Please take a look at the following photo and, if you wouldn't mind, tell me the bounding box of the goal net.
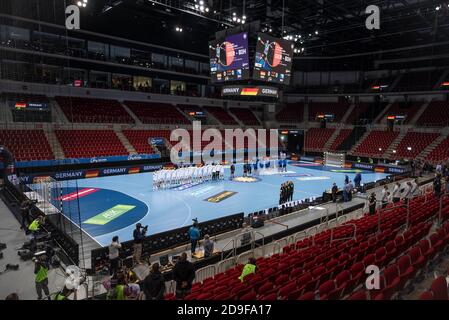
[323,151,345,168]
[26,176,62,215]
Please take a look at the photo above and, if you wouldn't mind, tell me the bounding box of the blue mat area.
[56,161,388,246]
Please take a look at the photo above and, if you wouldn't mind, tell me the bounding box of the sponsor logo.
[127,154,143,161]
[84,204,136,225]
[90,157,108,164]
[204,191,237,203]
[55,171,84,180]
[103,168,127,175]
[353,163,374,170]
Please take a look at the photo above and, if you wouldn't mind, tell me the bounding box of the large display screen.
[209,32,249,82]
[254,34,294,84]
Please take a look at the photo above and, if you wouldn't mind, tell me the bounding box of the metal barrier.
[330,223,357,243]
[438,193,449,225]
[164,280,176,295]
[294,230,307,247]
[236,250,254,265]
[217,257,236,274]
[220,238,236,261]
[251,231,265,257]
[194,265,216,284]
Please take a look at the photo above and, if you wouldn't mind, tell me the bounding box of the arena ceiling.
[2,0,449,57]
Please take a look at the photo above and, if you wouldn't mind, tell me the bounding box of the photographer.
[34,255,50,300]
[132,223,147,265]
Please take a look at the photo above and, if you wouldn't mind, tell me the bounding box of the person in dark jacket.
[368,193,376,216]
[173,252,195,299]
[143,263,165,300]
[434,174,442,198]
[331,183,338,203]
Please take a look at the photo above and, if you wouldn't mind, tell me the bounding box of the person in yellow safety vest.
[34,255,50,300]
[29,216,45,233]
[54,286,74,300]
[238,257,257,282]
[107,273,127,300]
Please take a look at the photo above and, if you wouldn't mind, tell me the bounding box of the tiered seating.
[416,101,449,126]
[329,129,352,151]
[229,108,260,126]
[125,101,189,124]
[309,101,350,122]
[419,276,449,300]
[352,130,399,157]
[392,132,439,159]
[55,130,128,158]
[0,130,54,161]
[276,103,304,123]
[56,96,133,123]
[204,107,238,125]
[382,101,423,124]
[344,103,370,124]
[304,128,335,151]
[122,130,171,154]
[426,136,449,163]
[173,193,449,301]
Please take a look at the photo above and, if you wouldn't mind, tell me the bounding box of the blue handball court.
[49,161,388,247]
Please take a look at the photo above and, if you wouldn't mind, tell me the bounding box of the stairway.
[389,73,403,92]
[340,126,367,153]
[416,133,449,161]
[203,108,221,126]
[114,129,138,155]
[376,101,394,124]
[383,130,408,159]
[408,101,430,125]
[51,99,69,123]
[348,128,371,155]
[340,104,355,124]
[120,102,142,125]
[175,105,194,124]
[324,127,342,150]
[228,109,245,127]
[44,129,65,159]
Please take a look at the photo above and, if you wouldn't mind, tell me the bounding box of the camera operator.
[33,255,50,300]
[132,223,147,265]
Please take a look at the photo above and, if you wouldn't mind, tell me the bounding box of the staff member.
[188,220,200,255]
[203,234,214,258]
[331,183,338,203]
[109,236,122,276]
[34,255,50,300]
[132,223,147,265]
[173,253,195,299]
[392,182,401,203]
[368,193,376,216]
[239,257,257,282]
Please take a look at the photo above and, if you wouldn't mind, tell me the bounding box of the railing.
[438,193,449,225]
[330,223,357,243]
[194,265,216,284]
[216,257,236,274]
[220,238,236,261]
